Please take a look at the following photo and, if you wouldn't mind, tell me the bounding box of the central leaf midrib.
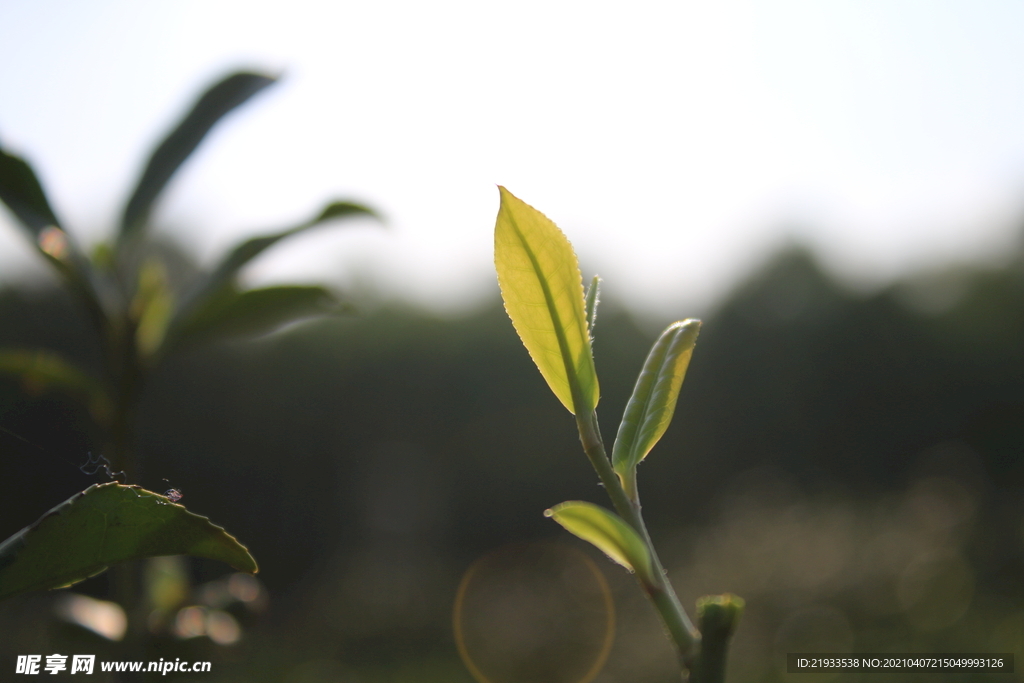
[506,211,585,414]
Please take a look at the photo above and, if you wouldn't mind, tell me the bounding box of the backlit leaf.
[545,501,652,583]
[494,187,598,415]
[612,320,700,487]
[0,483,257,601]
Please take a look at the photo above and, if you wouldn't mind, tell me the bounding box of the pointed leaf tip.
[494,187,599,415]
[315,200,379,224]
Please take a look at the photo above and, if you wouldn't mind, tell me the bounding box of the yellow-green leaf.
[494,187,598,415]
[544,501,653,583]
[612,320,700,488]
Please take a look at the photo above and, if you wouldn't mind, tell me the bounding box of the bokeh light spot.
[206,609,241,645]
[37,226,69,261]
[55,593,127,641]
[453,542,614,683]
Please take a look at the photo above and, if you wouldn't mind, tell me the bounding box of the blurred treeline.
[1,230,1023,682]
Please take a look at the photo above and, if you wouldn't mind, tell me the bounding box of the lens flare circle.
[453,542,615,683]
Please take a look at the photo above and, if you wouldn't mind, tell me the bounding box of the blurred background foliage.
[1,216,1022,681]
[2,220,1024,683]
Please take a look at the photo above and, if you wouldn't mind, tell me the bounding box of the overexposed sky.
[2,1,1024,317]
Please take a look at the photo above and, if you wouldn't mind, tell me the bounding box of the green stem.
[104,316,142,482]
[575,410,701,674]
[98,281,147,645]
[692,630,729,683]
[693,595,744,683]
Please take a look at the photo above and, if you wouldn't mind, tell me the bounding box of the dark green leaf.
[165,285,343,352]
[0,144,109,333]
[208,202,376,290]
[170,200,376,331]
[314,200,377,224]
[0,146,81,280]
[119,71,277,241]
[0,143,62,233]
[0,483,257,601]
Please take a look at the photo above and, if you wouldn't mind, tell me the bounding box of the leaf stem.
[575,410,701,673]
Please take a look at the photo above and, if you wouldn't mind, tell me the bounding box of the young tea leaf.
[0,483,257,601]
[545,501,653,584]
[612,320,700,485]
[494,187,598,415]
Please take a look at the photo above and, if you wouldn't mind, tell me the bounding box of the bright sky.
[2,1,1024,318]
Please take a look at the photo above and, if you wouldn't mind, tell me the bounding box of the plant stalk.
[575,409,701,674]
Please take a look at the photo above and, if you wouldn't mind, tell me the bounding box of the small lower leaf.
[544,501,653,584]
[0,483,257,601]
